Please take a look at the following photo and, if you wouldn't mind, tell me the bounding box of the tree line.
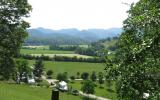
[18,54,105,63]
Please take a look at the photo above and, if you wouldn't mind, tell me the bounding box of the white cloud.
[27,0,139,29]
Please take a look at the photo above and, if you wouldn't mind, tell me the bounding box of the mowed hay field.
[28,60,105,78]
[20,49,75,54]
[0,82,82,100]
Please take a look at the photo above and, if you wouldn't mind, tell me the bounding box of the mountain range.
[25,27,122,45]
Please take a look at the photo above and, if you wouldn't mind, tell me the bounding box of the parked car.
[72,89,79,95]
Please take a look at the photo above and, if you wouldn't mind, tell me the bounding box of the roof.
[59,81,67,86]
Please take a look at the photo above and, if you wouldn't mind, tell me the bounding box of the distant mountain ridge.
[25,27,122,45]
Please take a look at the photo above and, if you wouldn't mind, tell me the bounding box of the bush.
[81,80,95,94]
[70,76,75,83]
[81,72,89,80]
[46,70,53,79]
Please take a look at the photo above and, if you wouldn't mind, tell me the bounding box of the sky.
[26,0,139,30]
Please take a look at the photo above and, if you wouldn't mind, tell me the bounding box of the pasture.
[28,60,105,78]
[0,82,82,100]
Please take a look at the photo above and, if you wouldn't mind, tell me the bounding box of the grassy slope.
[28,60,105,78]
[0,82,81,100]
[69,81,117,100]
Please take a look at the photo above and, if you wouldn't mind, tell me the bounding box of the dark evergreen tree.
[33,59,44,78]
[81,72,89,80]
[98,72,104,88]
[90,71,97,82]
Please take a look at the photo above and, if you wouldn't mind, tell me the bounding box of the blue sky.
[26,0,139,30]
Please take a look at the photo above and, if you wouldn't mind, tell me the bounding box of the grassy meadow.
[0,82,81,100]
[28,60,105,78]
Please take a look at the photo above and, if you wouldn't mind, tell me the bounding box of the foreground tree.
[106,0,160,99]
[0,0,32,80]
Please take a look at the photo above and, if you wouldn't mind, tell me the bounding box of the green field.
[28,60,105,78]
[0,82,81,100]
[20,49,75,54]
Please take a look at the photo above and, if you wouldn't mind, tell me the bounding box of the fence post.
[51,89,59,100]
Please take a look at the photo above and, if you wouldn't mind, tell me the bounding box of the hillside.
[25,28,122,45]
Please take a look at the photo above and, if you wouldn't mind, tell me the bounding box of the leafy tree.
[33,59,44,78]
[98,72,104,88]
[90,71,97,82]
[0,0,32,80]
[46,70,53,79]
[105,0,160,99]
[81,80,95,94]
[81,72,89,80]
[56,72,68,82]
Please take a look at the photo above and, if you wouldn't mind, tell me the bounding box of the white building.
[59,81,68,91]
